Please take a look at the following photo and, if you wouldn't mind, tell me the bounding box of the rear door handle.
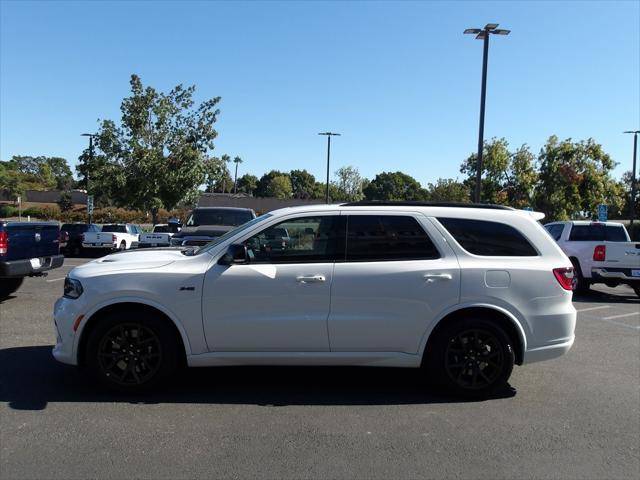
[296,275,326,283]
[423,273,453,283]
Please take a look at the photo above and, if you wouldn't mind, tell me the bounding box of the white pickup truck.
[138,224,179,248]
[82,224,141,251]
[544,221,640,296]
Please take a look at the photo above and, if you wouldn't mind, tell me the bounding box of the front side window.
[243,216,344,263]
[346,215,439,262]
[437,217,538,256]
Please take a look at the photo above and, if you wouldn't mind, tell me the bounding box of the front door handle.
[423,273,453,283]
[296,275,326,284]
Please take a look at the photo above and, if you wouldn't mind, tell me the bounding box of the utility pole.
[318,132,341,204]
[464,23,510,203]
[624,130,640,225]
[81,133,96,223]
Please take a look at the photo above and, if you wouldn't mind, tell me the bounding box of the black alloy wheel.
[97,323,163,387]
[426,317,514,398]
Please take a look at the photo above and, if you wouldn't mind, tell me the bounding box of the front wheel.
[0,277,24,300]
[425,317,515,398]
[85,313,180,392]
[633,286,640,299]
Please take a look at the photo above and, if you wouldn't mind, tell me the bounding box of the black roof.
[340,201,513,210]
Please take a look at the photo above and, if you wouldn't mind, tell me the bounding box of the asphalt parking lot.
[1,257,638,480]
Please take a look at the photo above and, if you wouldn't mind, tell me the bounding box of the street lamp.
[318,132,341,204]
[624,130,640,225]
[81,133,96,223]
[464,23,510,203]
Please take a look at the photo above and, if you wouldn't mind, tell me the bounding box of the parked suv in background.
[544,221,640,296]
[170,207,256,247]
[54,202,575,397]
[60,223,101,257]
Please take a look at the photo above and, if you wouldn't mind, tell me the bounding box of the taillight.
[593,245,606,261]
[553,267,575,291]
[112,234,117,242]
[0,231,8,255]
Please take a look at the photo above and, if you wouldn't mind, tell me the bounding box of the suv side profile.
[53,203,576,397]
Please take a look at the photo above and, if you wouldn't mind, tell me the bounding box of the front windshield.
[195,214,272,255]
[186,209,254,227]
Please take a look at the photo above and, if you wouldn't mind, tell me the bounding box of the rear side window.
[545,224,564,241]
[346,215,439,261]
[102,225,126,233]
[568,225,628,242]
[437,218,538,256]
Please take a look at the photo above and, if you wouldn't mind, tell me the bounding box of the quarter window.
[345,215,439,261]
[437,218,538,256]
[243,216,344,263]
[545,224,564,241]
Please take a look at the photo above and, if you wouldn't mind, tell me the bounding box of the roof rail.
[340,201,514,210]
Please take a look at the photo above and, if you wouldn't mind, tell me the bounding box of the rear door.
[328,213,460,354]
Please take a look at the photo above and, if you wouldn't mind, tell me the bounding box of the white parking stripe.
[45,277,66,283]
[599,319,640,331]
[576,305,611,313]
[602,312,640,321]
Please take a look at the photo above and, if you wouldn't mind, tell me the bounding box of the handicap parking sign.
[598,204,607,222]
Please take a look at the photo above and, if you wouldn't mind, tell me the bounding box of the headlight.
[63,277,83,299]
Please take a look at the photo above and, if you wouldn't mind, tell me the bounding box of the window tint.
[153,225,170,233]
[346,215,439,262]
[568,224,629,242]
[438,218,538,256]
[545,224,564,241]
[102,224,126,233]
[187,209,254,227]
[243,216,344,263]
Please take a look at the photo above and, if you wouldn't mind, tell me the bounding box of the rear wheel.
[0,277,24,300]
[85,312,180,392]
[426,317,514,398]
[633,286,640,298]
[119,240,126,250]
[571,259,590,294]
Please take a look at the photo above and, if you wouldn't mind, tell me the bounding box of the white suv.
[53,202,576,397]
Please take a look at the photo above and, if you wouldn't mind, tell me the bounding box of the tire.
[571,259,590,294]
[119,241,126,251]
[0,277,24,300]
[84,311,181,393]
[633,286,640,299]
[425,316,515,398]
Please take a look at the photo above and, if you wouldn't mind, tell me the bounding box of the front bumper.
[52,296,86,366]
[0,254,64,277]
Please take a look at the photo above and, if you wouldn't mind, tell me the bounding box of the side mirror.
[218,244,249,265]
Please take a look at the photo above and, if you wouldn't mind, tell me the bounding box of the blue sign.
[598,204,608,222]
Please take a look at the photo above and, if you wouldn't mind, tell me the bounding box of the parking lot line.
[602,312,640,321]
[575,305,610,313]
[45,277,66,283]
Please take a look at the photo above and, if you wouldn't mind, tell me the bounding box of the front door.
[202,213,344,352]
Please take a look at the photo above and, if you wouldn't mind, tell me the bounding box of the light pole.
[318,132,341,204]
[624,130,640,225]
[81,133,96,223]
[464,23,510,203]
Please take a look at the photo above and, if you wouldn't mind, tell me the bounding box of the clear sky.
[1,0,639,186]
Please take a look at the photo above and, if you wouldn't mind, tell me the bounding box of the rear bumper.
[523,335,575,364]
[138,243,171,248]
[592,268,640,286]
[0,254,64,277]
[82,243,116,249]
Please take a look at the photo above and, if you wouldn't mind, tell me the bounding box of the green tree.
[535,136,623,220]
[620,170,639,220]
[363,171,425,200]
[255,170,291,197]
[92,74,221,223]
[45,157,74,190]
[332,166,366,202]
[232,156,243,193]
[268,175,292,199]
[57,191,73,212]
[204,156,232,193]
[290,169,318,199]
[460,138,511,204]
[0,162,22,200]
[425,178,470,202]
[236,173,258,195]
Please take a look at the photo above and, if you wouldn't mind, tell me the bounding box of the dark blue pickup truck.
[0,221,64,299]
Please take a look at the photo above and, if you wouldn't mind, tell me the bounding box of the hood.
[71,248,188,277]
[173,225,234,238]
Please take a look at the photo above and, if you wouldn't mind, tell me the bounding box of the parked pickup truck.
[0,221,64,299]
[170,207,256,247]
[138,222,181,248]
[82,224,141,251]
[545,220,640,296]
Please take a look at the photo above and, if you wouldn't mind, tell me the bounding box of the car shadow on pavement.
[0,346,516,410]
[572,289,639,304]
